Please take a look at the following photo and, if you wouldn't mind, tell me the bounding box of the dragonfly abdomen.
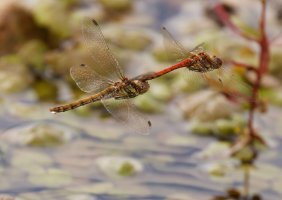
[50,87,114,113]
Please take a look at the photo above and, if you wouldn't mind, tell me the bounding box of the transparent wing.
[82,19,124,82]
[161,27,205,61]
[161,27,187,61]
[70,64,111,93]
[101,98,151,135]
[189,43,205,55]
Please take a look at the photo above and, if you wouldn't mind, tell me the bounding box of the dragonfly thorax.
[131,80,150,94]
[114,79,149,99]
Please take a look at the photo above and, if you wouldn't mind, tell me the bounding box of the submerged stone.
[26,124,65,147]
[1,122,75,147]
[178,90,240,122]
[18,40,48,71]
[118,161,136,176]
[96,156,143,178]
[33,80,58,102]
[190,114,246,138]
[190,121,214,136]
[33,0,71,38]
[134,94,164,113]
[0,57,34,93]
[152,47,179,63]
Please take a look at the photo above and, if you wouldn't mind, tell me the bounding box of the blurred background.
[0,0,282,199]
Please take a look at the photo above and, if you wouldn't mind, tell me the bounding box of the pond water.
[0,0,282,199]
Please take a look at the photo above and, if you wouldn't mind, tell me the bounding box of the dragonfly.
[134,27,223,83]
[49,19,223,134]
[137,27,252,104]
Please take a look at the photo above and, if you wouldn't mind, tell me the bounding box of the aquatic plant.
[212,0,277,198]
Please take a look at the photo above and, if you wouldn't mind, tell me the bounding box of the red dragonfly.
[49,19,223,134]
[137,27,250,104]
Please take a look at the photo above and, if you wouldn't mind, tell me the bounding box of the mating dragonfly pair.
[50,19,223,135]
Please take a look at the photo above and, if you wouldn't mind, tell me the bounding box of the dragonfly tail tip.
[49,108,57,114]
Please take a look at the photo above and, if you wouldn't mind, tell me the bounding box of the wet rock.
[215,119,240,137]
[171,72,205,93]
[178,90,240,122]
[118,162,136,176]
[25,124,65,147]
[152,47,179,63]
[18,40,48,71]
[134,94,164,113]
[196,141,230,159]
[33,80,58,102]
[96,156,143,177]
[0,2,49,55]
[148,80,172,101]
[205,163,227,177]
[190,114,246,138]
[98,0,132,12]
[0,56,34,93]
[1,122,75,147]
[190,121,214,136]
[33,0,71,38]
[233,145,257,165]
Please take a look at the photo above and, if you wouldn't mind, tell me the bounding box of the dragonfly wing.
[101,98,151,135]
[161,27,188,61]
[162,27,207,59]
[70,64,110,93]
[82,19,124,82]
[188,43,205,55]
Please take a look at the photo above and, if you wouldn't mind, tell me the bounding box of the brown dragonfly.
[50,19,223,134]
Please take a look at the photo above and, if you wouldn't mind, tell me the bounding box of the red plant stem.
[214,0,269,142]
[213,4,258,42]
[248,0,269,139]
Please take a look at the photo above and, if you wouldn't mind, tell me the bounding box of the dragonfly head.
[212,55,223,69]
